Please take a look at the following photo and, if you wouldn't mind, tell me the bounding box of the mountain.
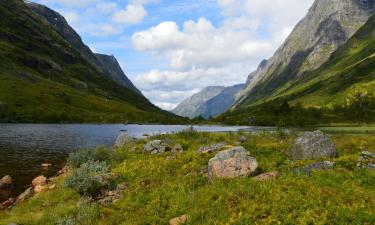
[172,86,226,118]
[197,84,245,119]
[28,2,142,94]
[0,0,184,123]
[234,0,375,108]
[218,14,375,125]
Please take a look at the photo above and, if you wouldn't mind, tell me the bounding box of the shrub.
[67,147,114,168]
[65,161,109,196]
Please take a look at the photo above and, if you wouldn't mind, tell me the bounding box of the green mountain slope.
[234,0,374,108]
[218,15,375,125]
[0,0,184,123]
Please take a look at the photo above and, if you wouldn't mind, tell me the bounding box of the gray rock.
[239,136,247,143]
[172,144,184,153]
[291,131,336,160]
[208,147,258,181]
[196,143,226,154]
[16,187,34,203]
[114,133,136,148]
[0,175,12,189]
[293,161,335,175]
[144,140,171,154]
[357,151,375,169]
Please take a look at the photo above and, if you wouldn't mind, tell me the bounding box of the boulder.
[0,175,12,189]
[32,175,47,187]
[114,133,136,148]
[291,131,336,160]
[16,187,34,203]
[253,171,279,181]
[293,161,335,175]
[357,151,375,169]
[144,140,171,154]
[208,147,258,181]
[169,214,188,225]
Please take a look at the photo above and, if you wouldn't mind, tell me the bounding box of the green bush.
[67,147,114,168]
[65,161,109,196]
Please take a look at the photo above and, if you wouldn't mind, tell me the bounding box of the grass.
[0,131,374,224]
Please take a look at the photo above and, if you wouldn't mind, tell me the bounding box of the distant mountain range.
[172,84,244,119]
[0,0,184,123]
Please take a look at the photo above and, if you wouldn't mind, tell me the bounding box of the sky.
[32,0,315,110]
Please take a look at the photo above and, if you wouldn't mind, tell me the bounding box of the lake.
[0,124,271,201]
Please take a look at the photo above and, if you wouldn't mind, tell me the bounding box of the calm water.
[0,123,269,201]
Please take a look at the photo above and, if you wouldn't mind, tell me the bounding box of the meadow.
[0,129,374,225]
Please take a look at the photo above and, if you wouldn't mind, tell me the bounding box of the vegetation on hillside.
[222,15,375,126]
[0,130,374,224]
[0,0,185,124]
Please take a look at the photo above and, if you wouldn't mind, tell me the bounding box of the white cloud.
[132,18,274,71]
[132,0,315,109]
[91,24,121,37]
[112,4,147,24]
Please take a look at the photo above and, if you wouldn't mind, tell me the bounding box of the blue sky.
[32,0,314,110]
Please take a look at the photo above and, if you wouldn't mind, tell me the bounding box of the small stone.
[0,175,13,189]
[196,143,226,154]
[144,140,171,154]
[2,198,15,206]
[239,136,247,143]
[208,147,258,181]
[16,187,34,203]
[172,144,184,153]
[114,133,136,148]
[108,191,115,197]
[169,214,188,225]
[293,161,335,175]
[34,185,48,193]
[253,171,279,181]
[49,184,56,190]
[32,175,47,187]
[41,163,52,169]
[357,151,375,169]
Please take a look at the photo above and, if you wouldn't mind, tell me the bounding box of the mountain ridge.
[28,2,142,95]
[234,0,375,108]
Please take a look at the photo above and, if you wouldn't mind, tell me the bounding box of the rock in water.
[291,131,336,160]
[0,175,12,189]
[32,176,47,187]
[114,133,135,148]
[208,147,258,181]
[144,140,171,154]
[16,187,34,203]
[357,151,375,169]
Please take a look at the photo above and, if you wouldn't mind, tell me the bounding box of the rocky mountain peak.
[234,0,375,107]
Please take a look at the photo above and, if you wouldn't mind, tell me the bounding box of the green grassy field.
[1,130,374,225]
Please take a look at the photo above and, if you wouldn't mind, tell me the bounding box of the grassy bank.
[0,131,374,224]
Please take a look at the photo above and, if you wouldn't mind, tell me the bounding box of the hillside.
[28,2,142,94]
[234,0,374,108]
[218,15,375,126]
[0,0,184,124]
